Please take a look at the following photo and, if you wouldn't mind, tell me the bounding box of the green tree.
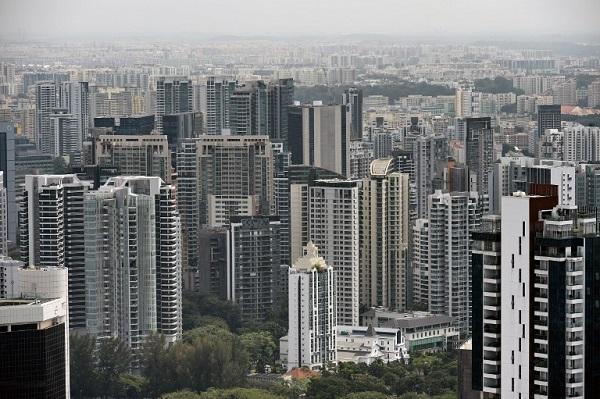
[342,392,392,399]
[198,387,285,399]
[183,292,242,332]
[240,331,277,372]
[70,333,99,398]
[161,390,202,399]
[52,156,69,173]
[118,373,147,398]
[306,375,351,399]
[96,337,132,397]
[140,333,173,396]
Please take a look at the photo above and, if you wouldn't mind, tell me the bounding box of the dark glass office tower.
[343,87,363,141]
[268,78,294,145]
[0,122,15,243]
[537,104,561,138]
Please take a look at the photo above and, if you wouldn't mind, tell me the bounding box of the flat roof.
[362,308,454,329]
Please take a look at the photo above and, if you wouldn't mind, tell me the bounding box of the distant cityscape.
[0,31,599,399]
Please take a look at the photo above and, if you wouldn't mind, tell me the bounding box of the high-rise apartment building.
[185,226,228,296]
[84,176,182,348]
[155,77,193,133]
[227,216,282,323]
[489,157,576,213]
[272,142,292,265]
[471,215,502,397]
[589,80,600,108]
[287,242,336,371]
[472,188,600,399]
[229,81,269,135]
[0,255,22,298]
[288,165,344,264]
[413,191,488,338]
[288,102,350,177]
[36,82,58,154]
[94,134,172,183]
[205,77,237,135]
[19,175,91,329]
[563,125,600,162]
[465,117,494,195]
[342,87,363,140]
[60,81,90,144]
[553,79,577,105]
[177,135,273,274]
[49,109,79,157]
[0,171,6,255]
[413,133,447,218]
[349,141,373,180]
[308,179,361,326]
[576,163,600,210]
[361,159,409,311]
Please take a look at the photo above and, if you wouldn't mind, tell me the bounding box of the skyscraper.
[287,242,336,371]
[499,189,557,398]
[342,87,363,141]
[563,125,600,162]
[36,81,58,154]
[205,77,237,135]
[361,159,409,311]
[308,179,361,326]
[412,190,488,337]
[177,135,273,274]
[49,109,79,157]
[413,133,447,219]
[94,134,172,183]
[186,226,228,296]
[465,117,494,195]
[288,165,345,264]
[272,142,292,265]
[472,189,600,398]
[227,216,282,323]
[0,123,15,244]
[537,104,561,139]
[268,78,294,144]
[155,77,193,134]
[60,81,90,144]
[288,102,350,177]
[20,174,91,329]
[471,215,501,397]
[0,172,6,256]
[589,80,600,108]
[229,81,269,135]
[84,176,182,348]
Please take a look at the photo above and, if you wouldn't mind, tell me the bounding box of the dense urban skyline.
[1,1,600,398]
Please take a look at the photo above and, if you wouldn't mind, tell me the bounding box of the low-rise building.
[336,325,409,365]
[361,309,459,352]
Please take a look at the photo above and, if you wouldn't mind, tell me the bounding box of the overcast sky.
[1,0,599,40]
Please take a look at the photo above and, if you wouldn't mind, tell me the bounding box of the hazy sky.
[1,0,599,40]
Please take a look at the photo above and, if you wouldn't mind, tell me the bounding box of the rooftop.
[362,308,454,329]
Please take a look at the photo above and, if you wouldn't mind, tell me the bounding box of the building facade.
[287,242,336,371]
